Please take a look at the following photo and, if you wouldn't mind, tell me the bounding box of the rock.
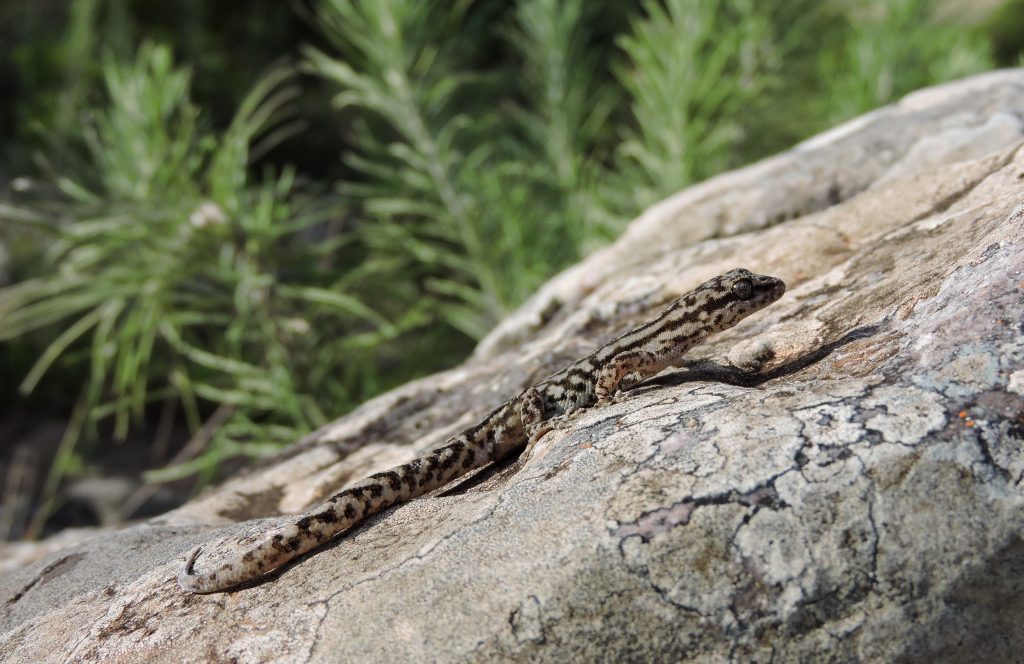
[3,71,1024,663]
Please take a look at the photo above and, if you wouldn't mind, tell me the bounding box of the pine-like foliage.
[0,0,997,535]
[820,0,993,122]
[0,44,399,533]
[304,0,621,338]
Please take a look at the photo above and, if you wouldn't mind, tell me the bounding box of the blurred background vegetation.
[0,0,1021,541]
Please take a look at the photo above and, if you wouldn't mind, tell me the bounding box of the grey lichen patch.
[794,402,865,447]
[603,467,700,526]
[854,441,924,492]
[618,501,749,618]
[588,421,668,467]
[656,426,728,478]
[609,388,724,439]
[980,422,1024,487]
[707,413,803,491]
[760,376,881,412]
[613,481,787,546]
[923,344,1001,398]
[857,440,1024,625]
[862,386,947,445]
[737,456,876,618]
[734,508,811,610]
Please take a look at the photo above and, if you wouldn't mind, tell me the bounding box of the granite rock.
[2,71,1024,663]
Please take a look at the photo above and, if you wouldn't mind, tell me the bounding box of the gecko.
[178,267,786,593]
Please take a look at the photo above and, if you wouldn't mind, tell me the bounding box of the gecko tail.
[177,543,268,594]
[177,546,217,593]
[177,525,328,593]
[175,432,492,593]
[178,545,255,594]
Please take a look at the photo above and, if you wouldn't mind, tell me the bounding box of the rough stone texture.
[3,71,1024,663]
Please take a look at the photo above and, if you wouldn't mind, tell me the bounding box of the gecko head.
[701,268,786,327]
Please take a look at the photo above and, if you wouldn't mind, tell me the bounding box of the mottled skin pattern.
[178,268,785,593]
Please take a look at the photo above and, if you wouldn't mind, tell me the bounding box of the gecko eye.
[731,279,753,300]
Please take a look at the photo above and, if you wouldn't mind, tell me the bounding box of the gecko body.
[178,268,785,593]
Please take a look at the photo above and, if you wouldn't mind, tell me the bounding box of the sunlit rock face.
[3,70,1024,663]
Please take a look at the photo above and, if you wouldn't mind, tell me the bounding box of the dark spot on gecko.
[312,509,340,524]
[368,483,384,498]
[344,503,356,518]
[610,314,702,355]
[331,487,361,502]
[564,366,597,382]
[465,408,504,436]
[373,470,402,491]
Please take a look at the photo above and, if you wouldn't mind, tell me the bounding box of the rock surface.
[3,71,1024,663]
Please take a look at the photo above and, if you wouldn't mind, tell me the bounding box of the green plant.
[506,0,621,250]
[820,0,992,123]
[610,0,771,213]
[0,0,1004,539]
[0,43,403,533]
[304,0,629,339]
[302,0,827,314]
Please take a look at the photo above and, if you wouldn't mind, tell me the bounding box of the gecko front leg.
[595,349,659,402]
[518,387,557,460]
[519,388,546,440]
